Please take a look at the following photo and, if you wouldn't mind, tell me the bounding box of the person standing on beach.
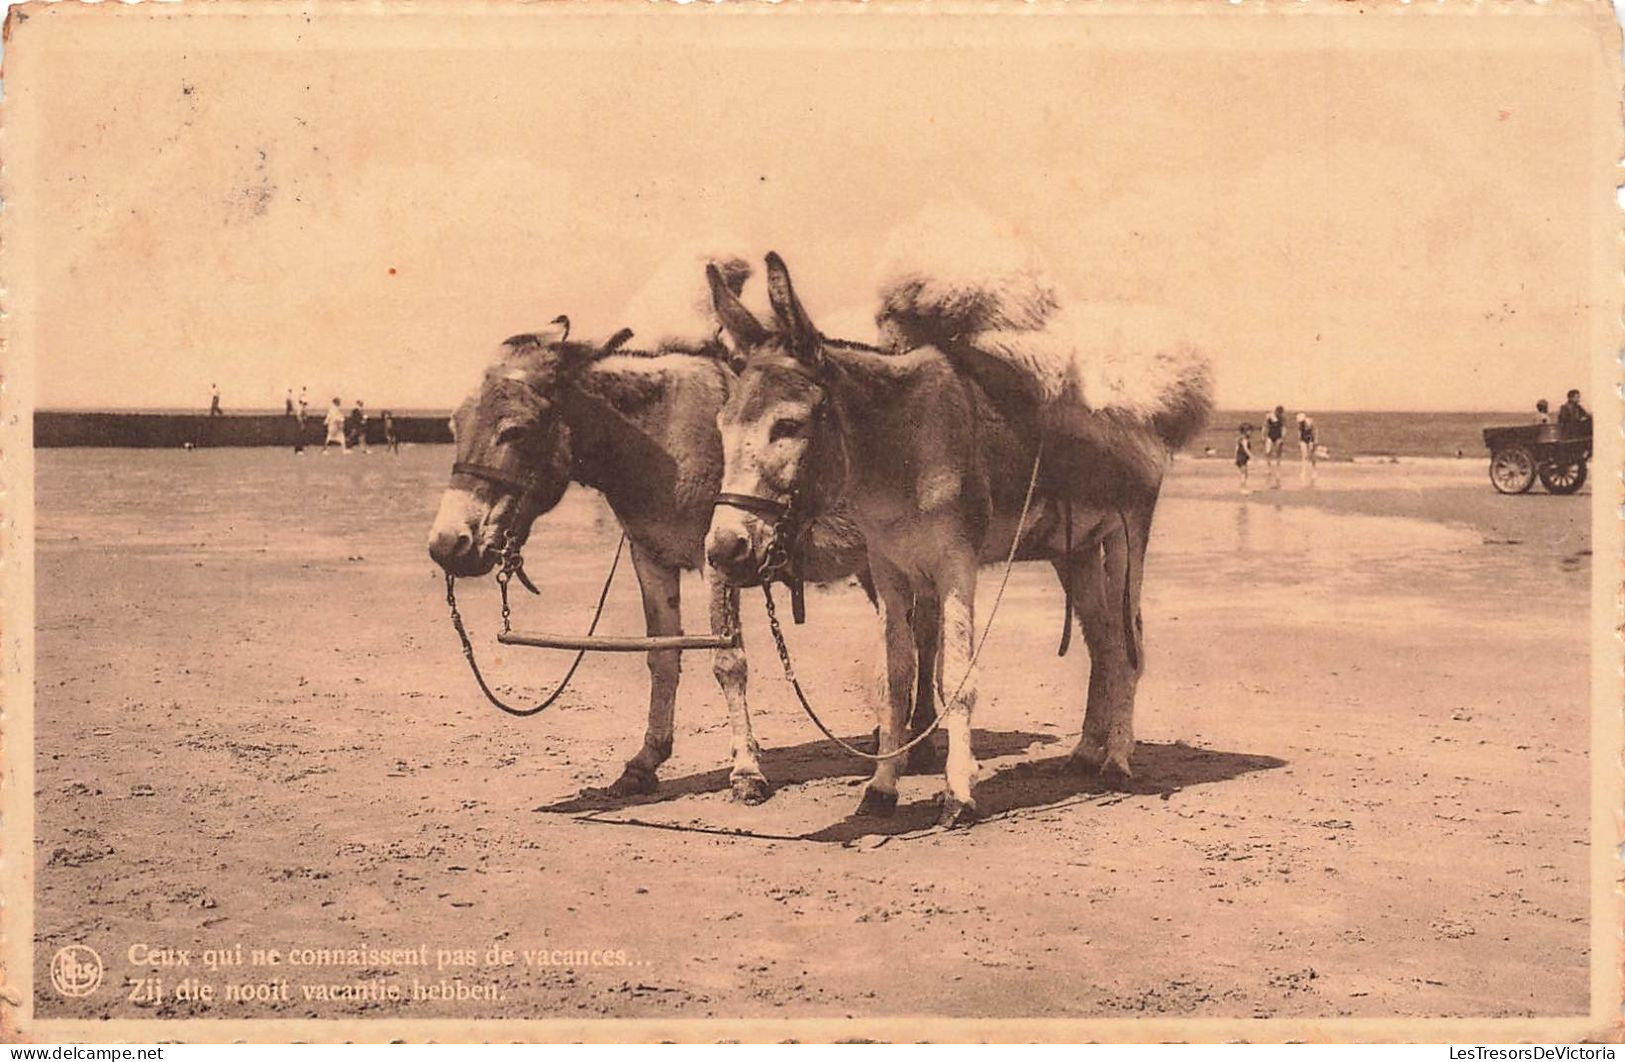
[1263,405,1285,484]
[284,389,295,417]
[1262,407,1284,459]
[1296,412,1318,481]
[383,411,399,454]
[291,388,309,454]
[298,387,309,422]
[348,399,369,452]
[1235,423,1255,493]
[208,383,223,416]
[323,397,348,452]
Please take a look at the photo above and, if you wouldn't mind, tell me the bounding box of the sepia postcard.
[0,0,1620,1044]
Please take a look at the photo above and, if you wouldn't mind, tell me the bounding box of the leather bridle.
[451,460,550,501]
[712,489,807,623]
[712,491,791,524]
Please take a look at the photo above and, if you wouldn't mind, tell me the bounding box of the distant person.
[292,387,309,454]
[323,397,348,452]
[1296,412,1318,481]
[1263,406,1285,466]
[284,389,295,417]
[1235,423,1254,493]
[1534,399,1551,425]
[347,400,369,452]
[383,411,399,454]
[208,383,222,417]
[1557,389,1590,427]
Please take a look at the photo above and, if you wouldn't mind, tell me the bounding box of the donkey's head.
[428,317,634,576]
[705,253,847,586]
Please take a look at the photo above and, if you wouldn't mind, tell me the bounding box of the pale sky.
[5,5,1613,412]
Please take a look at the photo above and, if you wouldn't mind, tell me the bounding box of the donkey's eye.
[496,423,530,446]
[769,418,805,442]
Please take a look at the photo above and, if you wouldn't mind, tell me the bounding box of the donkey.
[705,254,1210,826]
[427,317,935,802]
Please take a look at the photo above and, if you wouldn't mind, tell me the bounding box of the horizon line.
[32,405,1539,417]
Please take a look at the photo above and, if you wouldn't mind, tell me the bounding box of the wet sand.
[32,446,1590,1023]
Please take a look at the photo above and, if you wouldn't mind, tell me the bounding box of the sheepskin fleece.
[873,205,1214,450]
[616,244,770,353]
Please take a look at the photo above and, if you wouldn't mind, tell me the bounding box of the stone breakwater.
[34,411,453,448]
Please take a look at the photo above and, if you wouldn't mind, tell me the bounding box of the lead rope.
[445,533,627,717]
[761,442,1045,763]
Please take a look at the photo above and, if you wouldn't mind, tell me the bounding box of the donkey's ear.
[764,252,822,365]
[599,328,635,357]
[545,315,571,344]
[707,262,769,351]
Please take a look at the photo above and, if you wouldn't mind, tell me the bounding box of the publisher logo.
[50,945,103,998]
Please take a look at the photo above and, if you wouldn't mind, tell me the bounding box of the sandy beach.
[32,445,1590,1021]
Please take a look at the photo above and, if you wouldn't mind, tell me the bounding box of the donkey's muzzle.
[429,529,495,577]
[707,525,762,584]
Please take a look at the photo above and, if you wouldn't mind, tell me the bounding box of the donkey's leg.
[709,578,768,804]
[935,552,982,827]
[1063,516,1145,786]
[906,593,944,776]
[604,543,682,797]
[1103,502,1154,778]
[855,560,918,817]
[1055,550,1112,775]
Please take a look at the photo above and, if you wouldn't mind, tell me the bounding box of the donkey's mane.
[822,336,890,356]
[494,335,731,371]
[481,339,731,422]
[621,338,732,363]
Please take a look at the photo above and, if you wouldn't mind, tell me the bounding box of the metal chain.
[756,489,799,587]
[445,533,626,717]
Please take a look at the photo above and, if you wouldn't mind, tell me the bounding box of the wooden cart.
[1481,422,1592,495]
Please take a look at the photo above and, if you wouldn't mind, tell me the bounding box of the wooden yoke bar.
[497,630,741,653]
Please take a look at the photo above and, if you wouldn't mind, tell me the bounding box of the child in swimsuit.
[1296,412,1318,480]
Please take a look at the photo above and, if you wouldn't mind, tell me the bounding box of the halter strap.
[451,461,547,499]
[713,492,791,521]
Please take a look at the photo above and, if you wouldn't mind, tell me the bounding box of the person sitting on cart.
[1557,389,1590,427]
[1534,399,1551,425]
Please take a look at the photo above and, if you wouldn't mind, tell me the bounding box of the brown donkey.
[705,254,1211,826]
[428,317,924,802]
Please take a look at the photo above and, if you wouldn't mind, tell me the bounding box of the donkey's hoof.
[905,741,944,776]
[936,792,980,829]
[1100,754,1135,790]
[1064,744,1108,775]
[855,786,899,818]
[730,774,772,805]
[601,765,658,798]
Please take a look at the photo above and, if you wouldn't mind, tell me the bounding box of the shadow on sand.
[808,740,1285,843]
[535,728,1057,815]
[538,732,1285,844]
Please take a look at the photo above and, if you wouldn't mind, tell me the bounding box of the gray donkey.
[705,254,1212,825]
[428,289,940,801]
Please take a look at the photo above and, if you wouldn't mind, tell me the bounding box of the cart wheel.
[1489,447,1536,494]
[1538,459,1587,495]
